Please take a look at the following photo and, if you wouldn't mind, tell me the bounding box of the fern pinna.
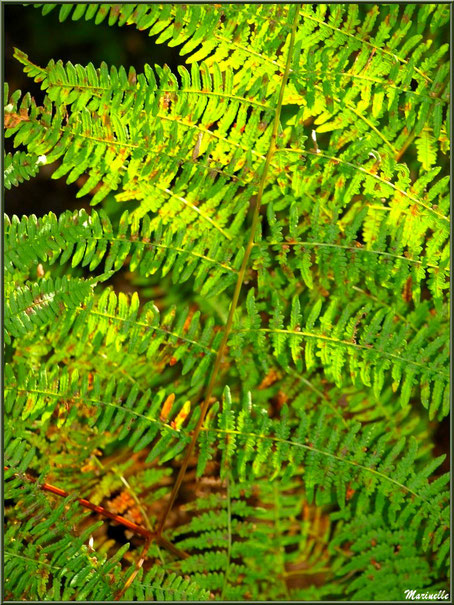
[4,3,450,602]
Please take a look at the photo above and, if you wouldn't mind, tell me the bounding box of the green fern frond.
[234,291,449,418]
[5,358,199,467]
[5,275,103,344]
[47,287,219,384]
[256,198,449,303]
[34,3,449,155]
[167,478,331,600]
[5,4,449,600]
[4,151,40,189]
[4,460,128,601]
[331,483,450,599]
[9,51,270,221]
[5,209,241,297]
[333,515,434,600]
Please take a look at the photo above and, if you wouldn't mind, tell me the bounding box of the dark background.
[5,2,186,217]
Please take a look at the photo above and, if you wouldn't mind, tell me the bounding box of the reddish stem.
[5,466,189,559]
[114,538,152,600]
[5,465,153,538]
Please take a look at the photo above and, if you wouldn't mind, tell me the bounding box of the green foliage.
[4,151,40,189]
[5,209,241,297]
[4,3,450,602]
[235,290,448,417]
[332,509,438,600]
[5,275,103,343]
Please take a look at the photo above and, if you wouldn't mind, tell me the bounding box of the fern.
[3,151,41,189]
[235,289,448,417]
[4,3,450,602]
[5,209,241,297]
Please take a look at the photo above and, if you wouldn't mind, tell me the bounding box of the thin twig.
[114,538,152,601]
[4,466,189,559]
[156,4,302,538]
[92,456,154,533]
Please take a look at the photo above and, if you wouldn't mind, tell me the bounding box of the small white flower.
[36,155,47,166]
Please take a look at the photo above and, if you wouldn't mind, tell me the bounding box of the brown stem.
[5,465,152,538]
[114,538,152,601]
[4,466,188,559]
[156,4,302,537]
[394,129,416,162]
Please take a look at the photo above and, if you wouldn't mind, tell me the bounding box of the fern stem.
[277,147,449,224]
[114,538,152,601]
[5,466,188,559]
[235,327,447,378]
[395,128,418,162]
[220,476,233,600]
[156,5,301,538]
[117,473,154,532]
[4,551,62,572]
[262,239,444,271]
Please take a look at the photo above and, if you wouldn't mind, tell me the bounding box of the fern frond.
[4,467,126,601]
[331,485,450,600]
[287,5,449,150]
[5,360,195,466]
[4,151,40,189]
[257,198,449,303]
[4,275,102,344]
[167,478,323,600]
[5,209,241,297]
[35,4,450,158]
[49,287,219,384]
[5,4,449,598]
[9,51,271,221]
[234,291,449,417]
[277,146,449,228]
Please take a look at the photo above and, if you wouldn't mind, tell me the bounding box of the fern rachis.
[4,3,450,602]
